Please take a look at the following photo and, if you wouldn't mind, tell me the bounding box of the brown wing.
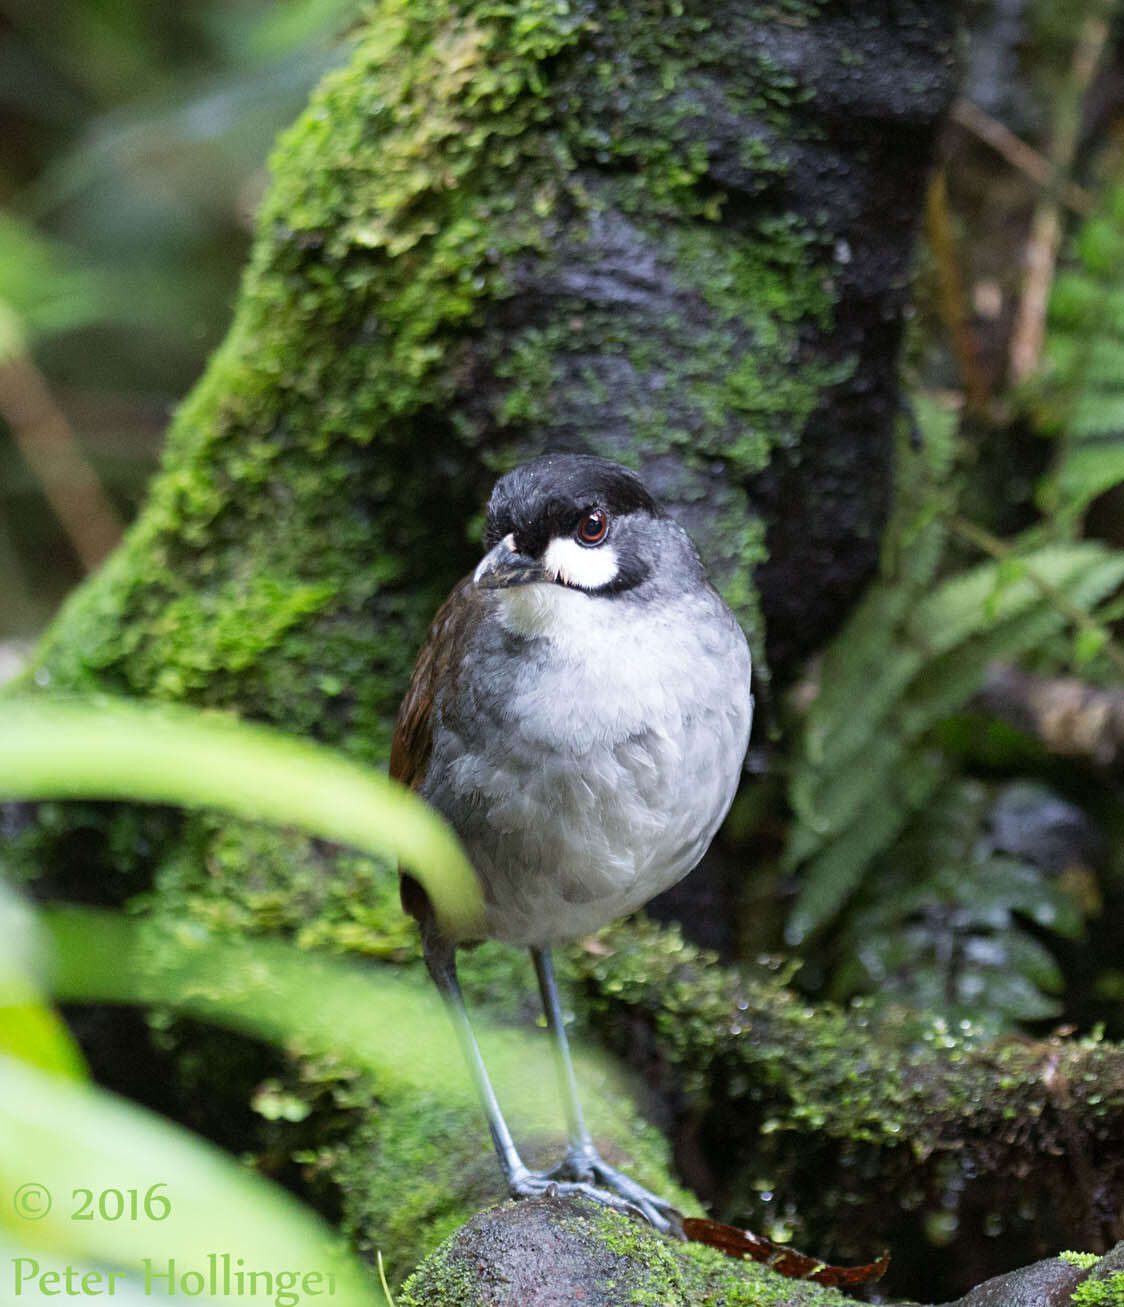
[391,574,483,927]
[389,573,479,790]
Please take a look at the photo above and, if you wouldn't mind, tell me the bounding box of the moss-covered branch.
[572,919,1124,1285]
[396,1195,1115,1307]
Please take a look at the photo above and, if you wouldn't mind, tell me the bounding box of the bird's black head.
[479,454,665,595]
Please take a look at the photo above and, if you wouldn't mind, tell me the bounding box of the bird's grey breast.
[422,583,752,945]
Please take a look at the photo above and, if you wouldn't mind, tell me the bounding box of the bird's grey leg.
[530,945,593,1151]
[420,925,671,1230]
[421,927,524,1180]
[530,946,684,1238]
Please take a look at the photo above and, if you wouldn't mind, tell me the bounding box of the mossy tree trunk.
[0,1,997,1302]
[27,0,959,726]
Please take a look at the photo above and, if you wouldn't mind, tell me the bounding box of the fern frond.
[786,401,1124,945]
[826,781,1090,1026]
[1037,179,1124,522]
[787,747,945,947]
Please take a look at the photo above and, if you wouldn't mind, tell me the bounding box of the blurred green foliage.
[0,0,354,637]
[0,695,483,935]
[784,367,1124,1025]
[1036,179,1124,527]
[0,687,508,1303]
[0,882,387,1306]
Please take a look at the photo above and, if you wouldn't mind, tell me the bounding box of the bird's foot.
[509,1166,682,1238]
[515,1149,685,1239]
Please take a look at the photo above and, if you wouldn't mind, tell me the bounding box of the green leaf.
[787,521,1124,946]
[0,1055,384,1306]
[1074,624,1109,663]
[788,730,909,852]
[0,212,110,344]
[911,543,1114,653]
[0,696,482,939]
[823,774,1091,1026]
[786,748,945,943]
[1055,443,1124,507]
[39,906,582,1124]
[1038,178,1124,524]
[0,884,86,1081]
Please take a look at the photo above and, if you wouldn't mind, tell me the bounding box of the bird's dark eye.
[576,510,609,546]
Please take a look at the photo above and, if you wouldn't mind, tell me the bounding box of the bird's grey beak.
[473,533,549,589]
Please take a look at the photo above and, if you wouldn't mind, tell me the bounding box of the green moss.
[395,1234,484,1307]
[577,916,1060,1143]
[7,0,870,1283]
[133,814,418,959]
[571,915,1124,1260]
[24,0,598,751]
[1062,1253,1104,1271]
[397,1196,864,1307]
[338,1070,692,1288]
[462,204,849,665]
[21,0,840,746]
[1074,1273,1124,1307]
[340,1090,503,1284]
[677,1240,850,1307]
[1,0,850,996]
[572,1206,691,1305]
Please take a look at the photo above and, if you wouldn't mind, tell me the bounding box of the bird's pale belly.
[427,689,747,945]
[418,579,752,944]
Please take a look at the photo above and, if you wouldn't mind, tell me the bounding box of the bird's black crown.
[483,454,659,555]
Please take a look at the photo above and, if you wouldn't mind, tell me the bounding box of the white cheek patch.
[543,536,619,591]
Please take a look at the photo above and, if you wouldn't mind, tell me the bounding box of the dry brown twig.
[978,662,1124,766]
[926,168,991,417]
[0,348,122,572]
[1009,13,1111,385]
[950,99,1094,216]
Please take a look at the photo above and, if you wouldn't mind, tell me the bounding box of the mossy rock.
[399,1209,1118,1307]
[338,1084,695,1286]
[397,1196,854,1307]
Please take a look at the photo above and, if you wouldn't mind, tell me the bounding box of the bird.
[390,452,753,1236]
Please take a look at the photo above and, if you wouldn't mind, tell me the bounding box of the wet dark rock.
[941,1255,1091,1307]
[1085,1240,1124,1281]
[397,1198,676,1307]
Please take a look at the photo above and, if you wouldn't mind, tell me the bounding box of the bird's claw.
[512,1152,685,1240]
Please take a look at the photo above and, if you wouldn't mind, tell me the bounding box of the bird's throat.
[495,582,596,640]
